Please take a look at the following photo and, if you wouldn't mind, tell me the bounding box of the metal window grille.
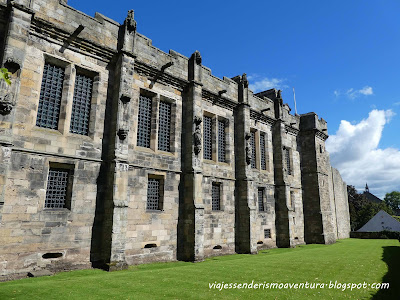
[250,131,256,169]
[217,120,226,162]
[45,168,70,209]
[203,116,212,160]
[258,188,265,211]
[158,101,171,151]
[70,73,92,135]
[260,133,267,170]
[147,178,161,210]
[36,63,65,129]
[264,229,271,239]
[212,183,221,211]
[285,148,291,175]
[137,95,152,148]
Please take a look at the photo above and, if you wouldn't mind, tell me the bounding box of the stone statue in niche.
[277,89,282,99]
[126,10,137,33]
[193,116,202,155]
[245,132,252,165]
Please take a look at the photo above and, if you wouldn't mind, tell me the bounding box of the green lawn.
[1,239,399,300]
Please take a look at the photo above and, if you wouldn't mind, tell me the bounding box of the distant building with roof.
[357,210,400,232]
[363,183,383,204]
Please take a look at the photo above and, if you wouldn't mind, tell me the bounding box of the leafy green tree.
[0,68,11,86]
[347,185,393,231]
[384,191,400,212]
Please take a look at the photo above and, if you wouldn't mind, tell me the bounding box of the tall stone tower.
[300,113,337,244]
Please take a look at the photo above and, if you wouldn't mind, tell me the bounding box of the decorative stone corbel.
[193,116,202,155]
[245,132,252,165]
[4,57,22,74]
[120,93,131,104]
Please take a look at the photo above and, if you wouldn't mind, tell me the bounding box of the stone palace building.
[0,0,350,280]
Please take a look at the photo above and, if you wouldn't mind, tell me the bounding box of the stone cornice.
[202,89,238,110]
[249,109,275,126]
[30,17,116,62]
[134,60,189,91]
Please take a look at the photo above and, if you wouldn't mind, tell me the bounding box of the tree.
[384,191,400,212]
[0,68,11,86]
[347,185,393,231]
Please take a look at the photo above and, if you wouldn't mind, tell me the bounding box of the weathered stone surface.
[0,0,350,279]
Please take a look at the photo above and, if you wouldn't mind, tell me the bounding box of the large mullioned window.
[203,115,213,160]
[158,101,171,152]
[137,95,153,148]
[217,120,226,162]
[250,131,256,169]
[36,63,65,129]
[70,73,92,135]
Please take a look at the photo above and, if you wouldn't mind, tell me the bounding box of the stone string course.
[0,0,350,280]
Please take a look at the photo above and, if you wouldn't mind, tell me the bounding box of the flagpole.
[293,87,298,115]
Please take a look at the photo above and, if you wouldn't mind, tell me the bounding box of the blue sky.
[69,0,400,198]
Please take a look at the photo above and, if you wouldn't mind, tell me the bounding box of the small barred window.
[36,63,65,129]
[137,95,152,148]
[258,188,265,211]
[147,178,162,210]
[260,133,267,170]
[158,101,171,152]
[264,229,271,239]
[45,167,72,209]
[203,116,212,160]
[250,131,256,169]
[70,73,92,135]
[217,120,226,162]
[212,183,221,211]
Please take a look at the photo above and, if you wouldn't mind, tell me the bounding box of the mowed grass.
[1,239,399,300]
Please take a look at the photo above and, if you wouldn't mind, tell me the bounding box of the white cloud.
[359,86,373,96]
[339,86,374,99]
[326,109,400,199]
[393,101,400,106]
[248,76,287,93]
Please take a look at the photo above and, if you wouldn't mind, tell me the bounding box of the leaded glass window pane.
[212,183,221,211]
[36,63,65,129]
[147,178,160,210]
[260,133,266,170]
[158,101,171,152]
[218,120,226,162]
[137,95,152,148]
[203,116,212,160]
[70,73,92,135]
[250,131,256,169]
[258,188,265,211]
[45,168,70,209]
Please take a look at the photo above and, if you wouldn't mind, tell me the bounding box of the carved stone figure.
[193,116,202,155]
[245,132,252,165]
[117,128,129,140]
[0,93,14,115]
[242,73,249,88]
[193,51,202,65]
[277,89,282,99]
[126,10,137,33]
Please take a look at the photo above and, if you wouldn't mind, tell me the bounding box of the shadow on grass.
[372,245,400,300]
